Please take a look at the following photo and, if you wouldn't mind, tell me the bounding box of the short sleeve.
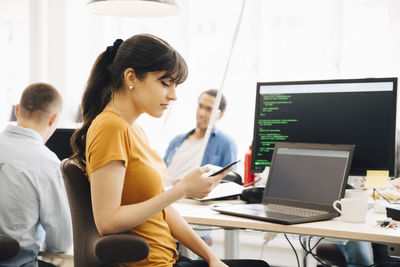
[86,115,131,174]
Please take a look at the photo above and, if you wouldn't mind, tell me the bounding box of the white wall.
[1,0,400,166]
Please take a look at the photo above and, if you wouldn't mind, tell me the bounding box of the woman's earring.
[129,85,133,90]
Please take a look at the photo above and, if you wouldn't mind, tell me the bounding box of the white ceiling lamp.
[86,0,180,17]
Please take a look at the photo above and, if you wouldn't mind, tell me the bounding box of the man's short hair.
[200,89,227,112]
[19,83,62,120]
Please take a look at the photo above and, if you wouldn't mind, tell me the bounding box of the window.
[2,0,400,166]
[0,0,29,125]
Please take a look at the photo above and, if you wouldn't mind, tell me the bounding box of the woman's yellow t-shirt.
[86,110,178,267]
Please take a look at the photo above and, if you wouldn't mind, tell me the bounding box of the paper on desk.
[195,182,244,201]
[365,170,389,189]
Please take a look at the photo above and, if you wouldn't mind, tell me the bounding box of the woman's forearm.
[91,160,225,236]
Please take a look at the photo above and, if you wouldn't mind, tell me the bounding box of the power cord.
[297,235,325,266]
[284,234,300,267]
[298,236,331,267]
[297,236,400,267]
[259,232,277,259]
[195,0,247,167]
[307,236,368,267]
[281,233,399,267]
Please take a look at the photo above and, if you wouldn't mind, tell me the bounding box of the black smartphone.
[208,160,241,177]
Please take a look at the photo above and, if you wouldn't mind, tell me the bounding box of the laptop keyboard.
[266,204,328,217]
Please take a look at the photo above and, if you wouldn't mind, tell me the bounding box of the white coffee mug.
[344,189,368,200]
[333,198,368,223]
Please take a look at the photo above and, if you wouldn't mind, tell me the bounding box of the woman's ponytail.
[71,40,123,169]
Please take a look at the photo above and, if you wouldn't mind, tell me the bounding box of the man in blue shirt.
[0,83,72,267]
[164,89,237,249]
[164,89,238,186]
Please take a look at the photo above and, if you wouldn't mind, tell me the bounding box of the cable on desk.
[284,233,300,267]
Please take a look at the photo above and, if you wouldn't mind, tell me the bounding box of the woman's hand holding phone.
[178,160,240,199]
[208,160,240,177]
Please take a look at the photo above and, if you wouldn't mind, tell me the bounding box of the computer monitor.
[45,128,75,160]
[251,77,397,177]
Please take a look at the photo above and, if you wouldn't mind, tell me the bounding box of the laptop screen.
[265,147,351,206]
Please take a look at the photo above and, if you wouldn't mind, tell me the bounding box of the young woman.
[71,34,269,267]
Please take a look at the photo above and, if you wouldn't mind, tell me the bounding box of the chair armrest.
[315,243,346,266]
[95,234,150,263]
[0,238,19,260]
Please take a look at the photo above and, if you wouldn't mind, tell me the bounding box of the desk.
[174,200,400,258]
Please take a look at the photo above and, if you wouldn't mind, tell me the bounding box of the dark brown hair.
[70,34,188,169]
[19,83,62,121]
[200,89,227,112]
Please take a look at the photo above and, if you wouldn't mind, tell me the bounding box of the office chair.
[60,158,150,267]
[315,243,347,267]
[0,237,19,261]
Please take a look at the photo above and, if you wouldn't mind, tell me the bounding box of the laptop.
[213,142,355,224]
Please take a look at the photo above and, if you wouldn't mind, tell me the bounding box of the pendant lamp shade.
[86,0,180,17]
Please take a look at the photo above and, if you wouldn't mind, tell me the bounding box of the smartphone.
[208,160,241,177]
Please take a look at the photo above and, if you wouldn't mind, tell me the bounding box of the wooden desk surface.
[173,200,400,244]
